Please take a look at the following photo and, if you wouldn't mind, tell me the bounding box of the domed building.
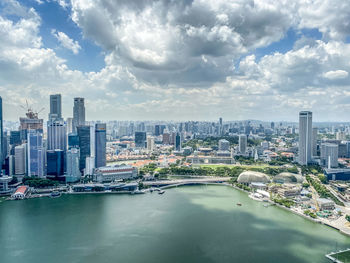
[237,171,270,184]
[273,172,303,184]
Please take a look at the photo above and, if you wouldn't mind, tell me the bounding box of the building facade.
[298,111,312,165]
[95,123,106,168]
[73,97,85,132]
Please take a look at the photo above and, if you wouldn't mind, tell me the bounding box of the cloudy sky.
[1,0,350,122]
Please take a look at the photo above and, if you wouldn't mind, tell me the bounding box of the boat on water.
[236,203,242,206]
[158,190,165,195]
[50,191,61,198]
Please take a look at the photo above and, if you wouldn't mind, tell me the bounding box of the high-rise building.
[27,130,45,178]
[46,149,64,180]
[147,136,155,152]
[95,123,106,168]
[10,131,21,146]
[47,119,67,151]
[312,127,318,157]
[49,94,62,120]
[239,134,247,154]
[135,132,146,148]
[336,131,346,141]
[321,143,338,168]
[66,148,81,183]
[68,133,79,149]
[298,111,312,165]
[155,125,166,136]
[175,133,181,151]
[66,117,73,134]
[73,98,85,132]
[15,144,26,176]
[0,96,2,166]
[218,139,230,151]
[77,125,91,171]
[162,132,170,145]
[85,156,95,176]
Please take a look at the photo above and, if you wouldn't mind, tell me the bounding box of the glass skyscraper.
[27,130,44,178]
[77,125,90,171]
[73,98,85,132]
[0,96,3,166]
[95,123,106,168]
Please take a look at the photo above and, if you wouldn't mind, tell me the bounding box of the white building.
[147,136,155,152]
[15,144,26,176]
[218,139,230,151]
[93,165,138,183]
[321,143,338,168]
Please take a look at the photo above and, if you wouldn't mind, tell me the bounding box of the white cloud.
[323,70,349,80]
[51,29,81,54]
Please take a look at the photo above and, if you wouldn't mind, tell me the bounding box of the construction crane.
[20,100,44,119]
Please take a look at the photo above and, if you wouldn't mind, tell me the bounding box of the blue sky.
[1,0,350,122]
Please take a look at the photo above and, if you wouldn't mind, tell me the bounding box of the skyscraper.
[135,132,146,148]
[47,119,67,151]
[73,98,85,132]
[147,136,155,152]
[175,133,181,151]
[95,123,106,168]
[46,149,64,180]
[77,125,90,171]
[312,127,318,157]
[0,96,3,166]
[298,111,312,165]
[15,144,26,176]
[66,148,81,183]
[239,134,247,154]
[27,130,45,178]
[49,94,62,120]
[321,143,338,168]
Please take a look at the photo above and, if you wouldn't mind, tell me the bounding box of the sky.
[1,0,350,122]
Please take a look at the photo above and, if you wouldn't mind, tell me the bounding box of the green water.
[1,185,349,263]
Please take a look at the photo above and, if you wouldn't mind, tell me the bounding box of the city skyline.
[2,1,350,121]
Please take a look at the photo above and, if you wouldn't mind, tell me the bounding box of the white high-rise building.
[66,148,81,183]
[147,136,155,152]
[321,143,338,168]
[336,131,346,141]
[47,119,67,151]
[15,144,26,175]
[298,111,312,165]
[85,156,95,176]
[239,134,247,154]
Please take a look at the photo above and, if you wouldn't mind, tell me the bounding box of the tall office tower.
[175,133,182,151]
[95,123,106,168]
[271,122,275,129]
[298,111,312,165]
[73,97,85,132]
[66,117,73,134]
[66,148,81,183]
[219,117,223,135]
[239,134,247,154]
[47,119,67,151]
[147,136,155,152]
[3,132,8,162]
[162,132,170,145]
[10,131,21,146]
[27,130,45,178]
[0,96,2,166]
[135,131,146,148]
[90,125,95,158]
[85,156,95,176]
[321,143,338,168]
[155,125,166,136]
[218,139,230,151]
[77,125,91,171]
[68,133,79,149]
[8,155,14,176]
[312,127,318,157]
[15,144,26,176]
[49,94,62,120]
[46,150,64,180]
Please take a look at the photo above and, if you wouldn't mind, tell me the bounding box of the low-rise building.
[11,186,29,200]
[93,165,138,183]
[317,198,335,211]
[277,185,301,198]
[0,176,12,195]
